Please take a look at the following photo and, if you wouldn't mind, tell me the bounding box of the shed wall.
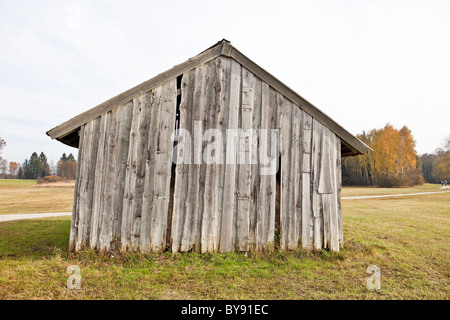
[69,56,342,253]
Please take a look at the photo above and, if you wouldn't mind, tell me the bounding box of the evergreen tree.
[39,152,50,177]
[28,152,42,179]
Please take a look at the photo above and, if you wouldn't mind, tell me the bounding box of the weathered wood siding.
[70,80,177,253]
[69,56,343,253]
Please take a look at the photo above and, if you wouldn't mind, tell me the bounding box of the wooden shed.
[47,40,369,253]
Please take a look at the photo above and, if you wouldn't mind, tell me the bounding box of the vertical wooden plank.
[236,66,254,252]
[89,113,108,249]
[301,172,311,248]
[212,57,231,252]
[254,87,277,249]
[83,117,101,248]
[336,138,343,249]
[311,119,323,250]
[193,65,211,253]
[111,103,133,250]
[319,127,335,250]
[75,120,93,251]
[318,128,334,195]
[287,105,301,250]
[180,65,205,252]
[301,111,313,248]
[328,131,339,252]
[255,83,269,250]
[98,107,120,251]
[69,125,84,252]
[129,93,152,248]
[121,95,146,251]
[279,92,292,251]
[171,68,195,253]
[322,193,331,249]
[219,59,241,253]
[140,90,159,253]
[201,60,220,253]
[267,88,277,247]
[302,113,312,173]
[148,80,177,252]
[94,112,111,250]
[248,73,262,250]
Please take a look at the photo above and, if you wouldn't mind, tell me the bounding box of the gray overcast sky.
[0,0,449,164]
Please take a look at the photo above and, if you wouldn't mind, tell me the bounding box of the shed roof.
[46,39,370,156]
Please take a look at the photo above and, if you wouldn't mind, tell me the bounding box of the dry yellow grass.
[341,183,442,197]
[0,179,74,215]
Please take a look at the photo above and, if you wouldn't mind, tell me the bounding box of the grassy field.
[0,180,448,299]
[0,179,74,215]
[341,183,445,197]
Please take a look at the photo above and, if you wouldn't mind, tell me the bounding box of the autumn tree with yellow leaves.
[342,124,424,187]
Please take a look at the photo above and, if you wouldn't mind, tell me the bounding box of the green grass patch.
[0,188,449,299]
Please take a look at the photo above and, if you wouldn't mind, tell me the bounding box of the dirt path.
[0,212,71,223]
[342,190,450,200]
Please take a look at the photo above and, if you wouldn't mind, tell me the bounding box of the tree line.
[342,124,449,187]
[419,139,450,184]
[1,128,449,186]
[0,138,77,180]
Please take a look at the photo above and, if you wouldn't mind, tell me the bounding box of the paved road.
[0,212,72,223]
[342,190,450,200]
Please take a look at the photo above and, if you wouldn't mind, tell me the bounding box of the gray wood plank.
[288,105,301,250]
[201,59,220,253]
[75,120,93,251]
[328,130,339,252]
[172,68,195,253]
[180,66,203,252]
[236,66,254,252]
[140,89,158,252]
[129,93,152,248]
[213,57,231,252]
[301,111,313,249]
[89,114,108,249]
[69,125,84,252]
[98,107,120,251]
[248,72,262,250]
[150,80,177,252]
[83,117,100,248]
[121,95,146,251]
[111,102,134,250]
[279,92,292,251]
[336,137,343,249]
[311,119,323,250]
[219,59,241,253]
